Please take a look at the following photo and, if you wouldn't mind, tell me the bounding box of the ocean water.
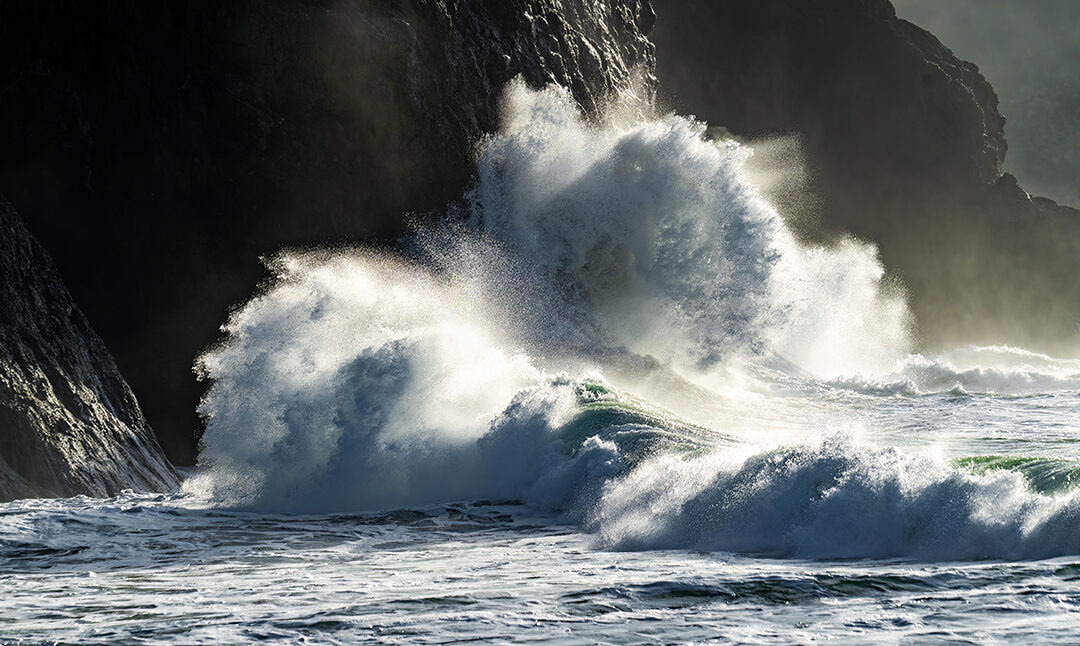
[4,83,1080,643]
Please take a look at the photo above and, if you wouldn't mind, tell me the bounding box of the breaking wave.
[831,346,1080,396]
[593,436,1080,561]
[189,82,1080,561]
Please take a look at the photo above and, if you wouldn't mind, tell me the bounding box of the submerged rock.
[0,200,179,501]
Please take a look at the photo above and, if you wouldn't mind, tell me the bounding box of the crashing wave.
[189,83,1080,561]
[830,346,1080,396]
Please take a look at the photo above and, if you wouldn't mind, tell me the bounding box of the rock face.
[653,0,1080,353]
[0,0,656,463]
[0,201,180,502]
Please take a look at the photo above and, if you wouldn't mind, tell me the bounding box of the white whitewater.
[185,82,1080,561]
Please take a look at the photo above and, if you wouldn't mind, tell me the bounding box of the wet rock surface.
[0,200,179,501]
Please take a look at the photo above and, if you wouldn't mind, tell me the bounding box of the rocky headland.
[0,200,179,501]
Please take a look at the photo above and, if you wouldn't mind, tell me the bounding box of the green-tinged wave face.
[184,82,1080,564]
[954,456,1080,495]
[556,381,718,464]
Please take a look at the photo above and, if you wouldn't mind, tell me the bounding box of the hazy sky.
[893,0,1080,207]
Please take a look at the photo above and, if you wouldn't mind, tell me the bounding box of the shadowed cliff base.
[0,0,656,464]
[652,0,1080,355]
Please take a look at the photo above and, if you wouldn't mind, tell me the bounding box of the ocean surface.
[4,83,1080,643]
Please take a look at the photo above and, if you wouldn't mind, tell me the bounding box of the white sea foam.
[190,83,1080,560]
[831,345,1080,396]
[415,81,913,377]
[592,434,1080,560]
[190,253,602,512]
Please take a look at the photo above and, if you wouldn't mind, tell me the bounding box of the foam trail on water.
[191,83,1080,560]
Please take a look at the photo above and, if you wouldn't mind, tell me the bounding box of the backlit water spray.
[186,82,1080,561]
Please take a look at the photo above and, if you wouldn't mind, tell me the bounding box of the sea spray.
[591,434,1080,560]
[190,253,600,512]
[416,80,914,377]
[190,83,1080,560]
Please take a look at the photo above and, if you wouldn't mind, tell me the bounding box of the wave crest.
[188,83,1080,562]
[593,436,1080,560]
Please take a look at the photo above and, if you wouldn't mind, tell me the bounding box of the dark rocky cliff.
[0,201,179,501]
[0,0,656,463]
[653,0,1080,353]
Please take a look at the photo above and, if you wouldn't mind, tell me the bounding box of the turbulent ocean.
[4,84,1080,643]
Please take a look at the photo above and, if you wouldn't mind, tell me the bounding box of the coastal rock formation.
[653,0,1080,353]
[0,201,179,501]
[0,0,656,463]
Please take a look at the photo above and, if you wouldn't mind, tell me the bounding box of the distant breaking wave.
[593,436,1080,560]
[189,82,1080,561]
[830,346,1080,396]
